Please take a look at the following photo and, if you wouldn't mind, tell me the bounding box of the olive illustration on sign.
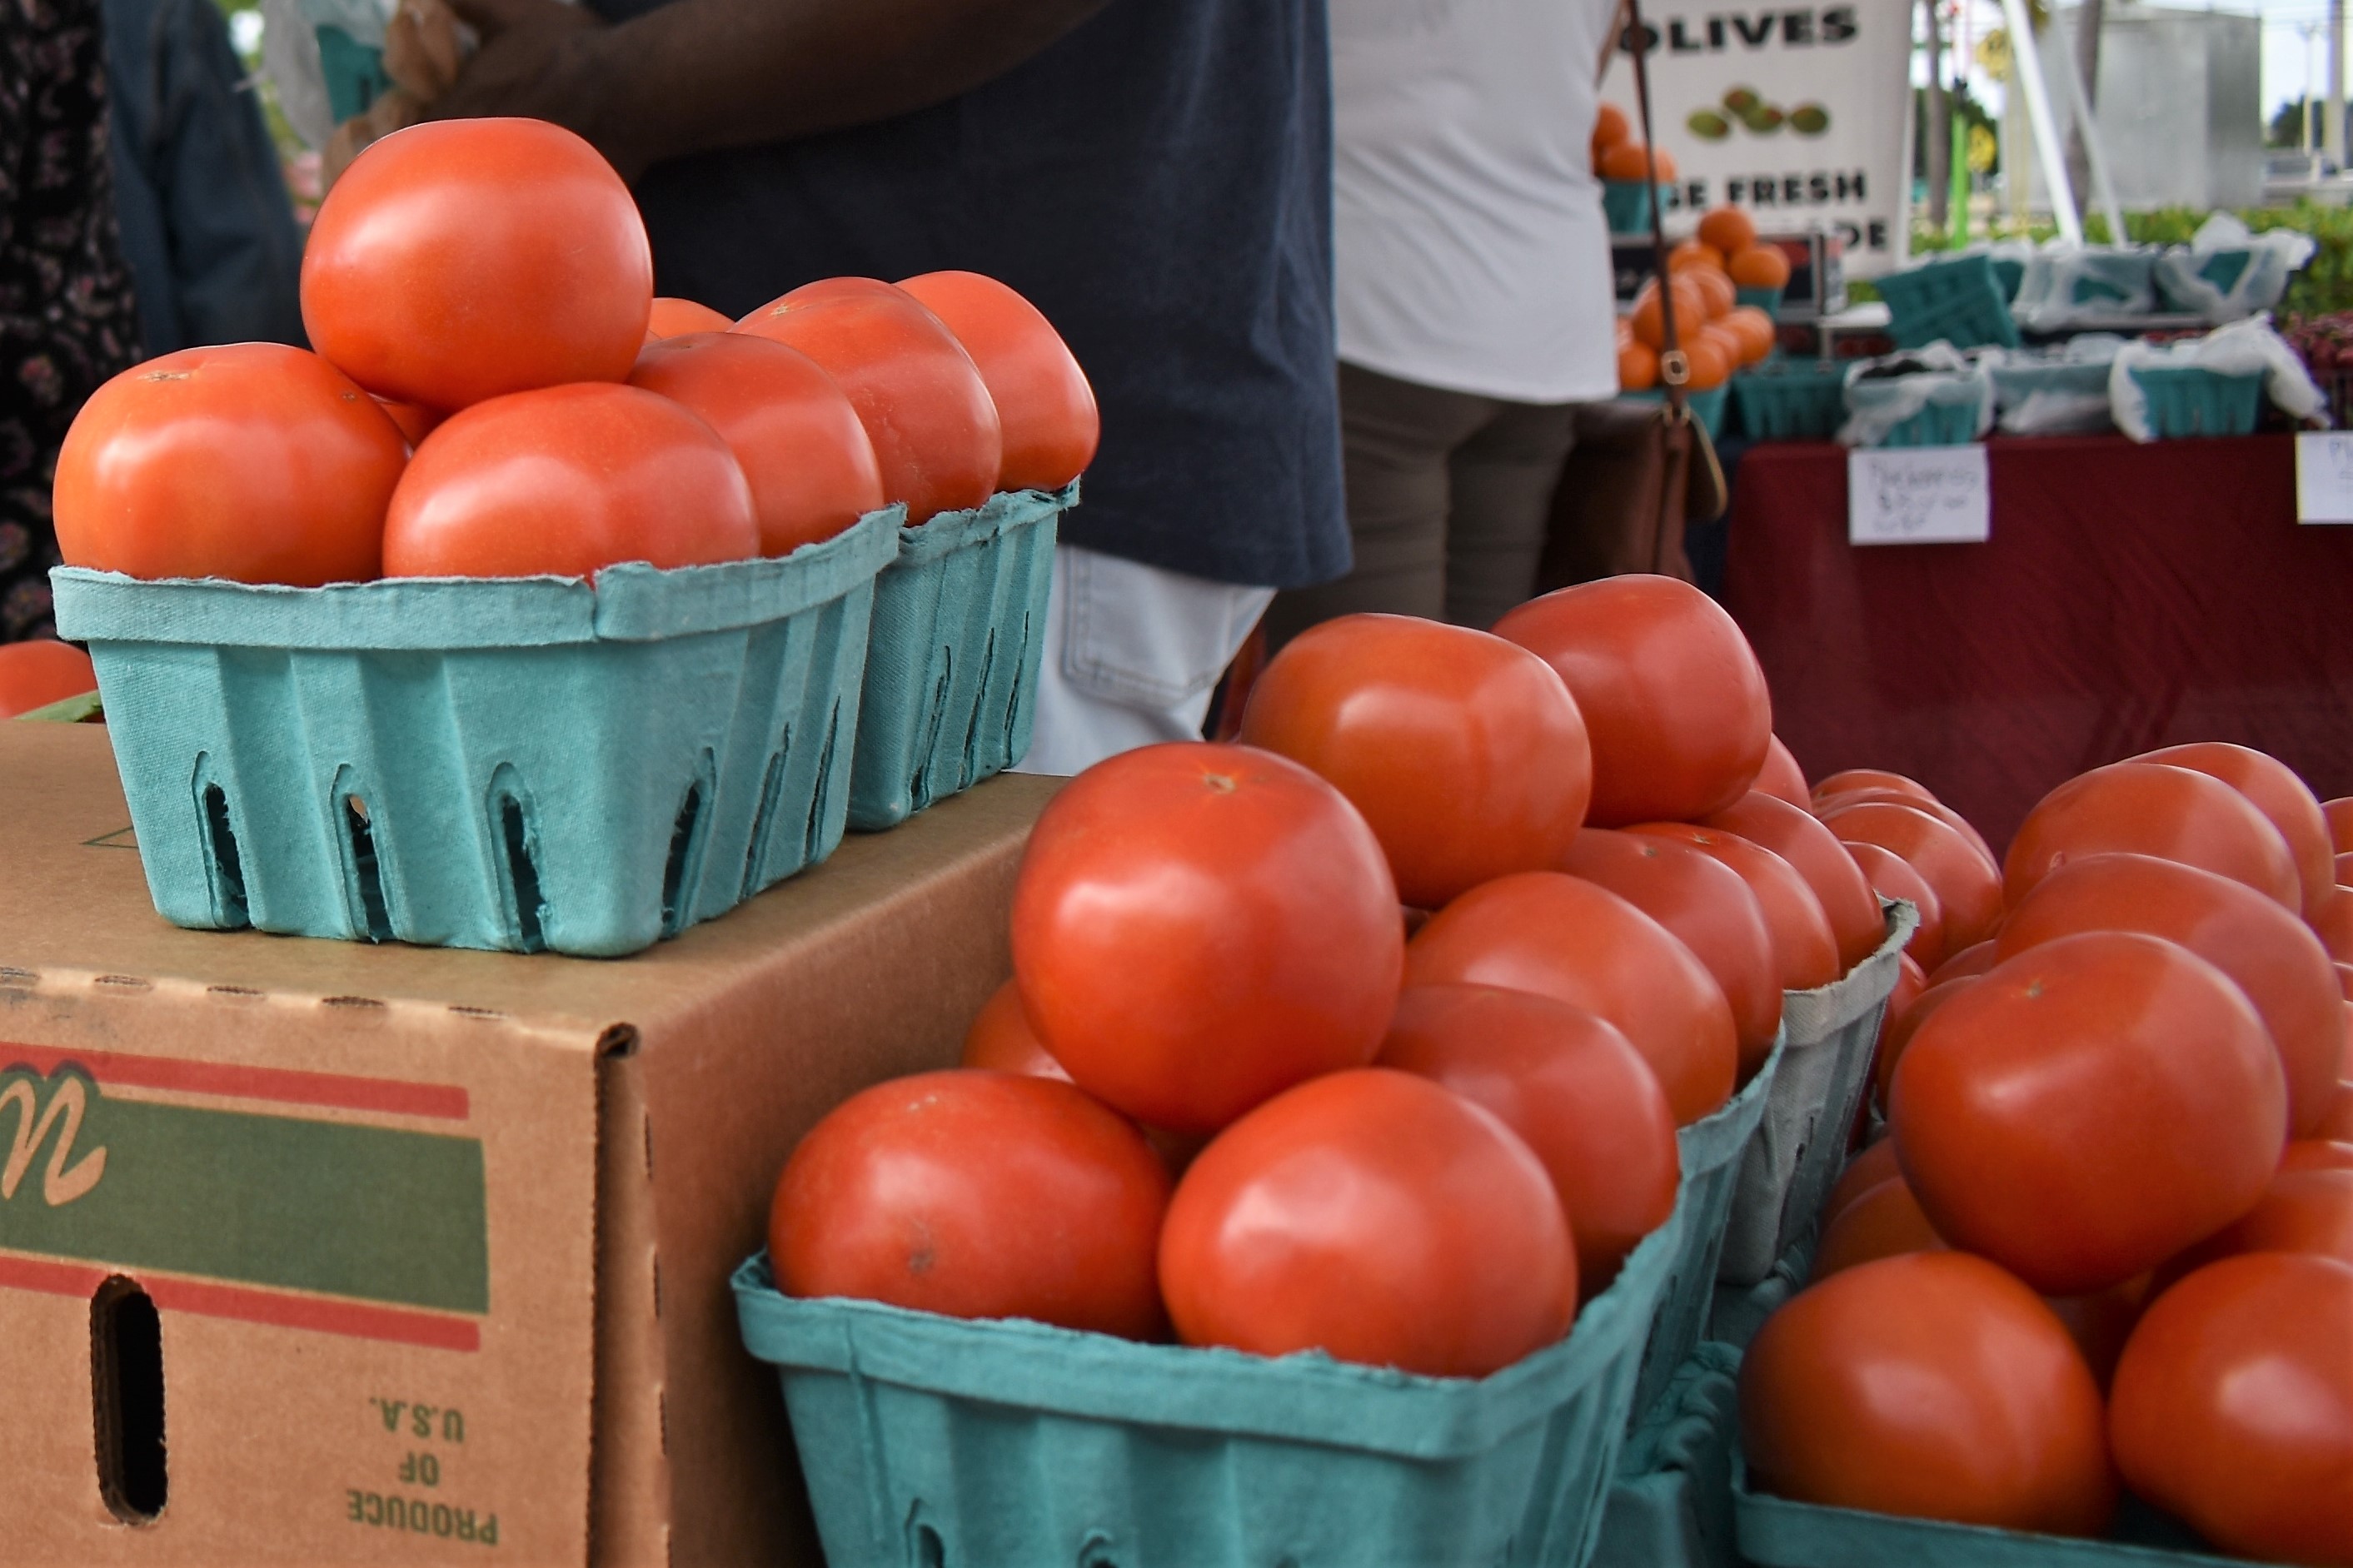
[1688,108,1732,140]
[1790,102,1831,135]
[1742,103,1786,133]
[1722,86,1761,115]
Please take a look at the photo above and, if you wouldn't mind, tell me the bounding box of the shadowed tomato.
[2171,1167,2353,1270]
[302,118,651,410]
[1378,984,1679,1297]
[1927,941,1998,988]
[1874,977,1981,1109]
[55,343,406,585]
[1011,742,1403,1135]
[1813,787,1997,869]
[1813,1175,1946,1276]
[769,1068,1171,1338]
[736,279,1001,524]
[1822,1138,1902,1229]
[1159,1068,1576,1376]
[646,296,732,339]
[382,383,757,577]
[2136,743,2337,919]
[2338,963,2353,1001]
[2326,1083,2353,1142]
[1819,800,2002,953]
[2109,1254,2353,1566]
[1856,953,1927,1119]
[1706,794,1888,973]
[629,332,885,555]
[1886,951,1927,1026]
[1892,932,2287,1295]
[2316,897,2353,964]
[2005,761,2301,911]
[1844,839,1947,971]
[1238,615,1593,909]
[1741,1252,2116,1535]
[899,271,1099,491]
[0,641,97,719]
[1628,822,1841,993]
[2046,1277,2151,1393]
[1755,735,1809,806]
[1405,871,1737,1124]
[2285,1139,2353,1174]
[1491,575,1772,825]
[2329,797,2353,854]
[1997,853,2346,1137]
[1812,769,1937,806]
[960,978,1067,1080]
[374,397,442,447]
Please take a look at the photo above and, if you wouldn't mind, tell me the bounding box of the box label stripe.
[0,1254,480,1351]
[0,1041,469,1120]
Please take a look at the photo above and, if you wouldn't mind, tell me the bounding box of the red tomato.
[1560,828,1781,1072]
[960,978,1068,1080]
[1377,983,1679,1297]
[769,1068,1171,1337]
[1491,575,1772,825]
[2174,1167,2353,1270]
[1844,839,1947,971]
[1740,1252,2116,1535]
[382,383,757,577]
[2046,1277,2151,1394]
[2108,1253,2353,1566]
[1872,976,1979,1109]
[1892,932,2287,1295]
[1822,1137,1902,1229]
[2317,897,2353,964]
[1886,951,1927,1025]
[628,332,885,555]
[898,271,1099,491]
[2338,962,2353,1001]
[1011,742,1403,1135]
[1404,871,1737,1124]
[2285,1139,2353,1174]
[1813,787,1997,869]
[0,641,97,719]
[2136,742,2337,919]
[1813,1175,1946,1276]
[54,343,405,585]
[374,396,443,447]
[302,119,651,410]
[1812,768,1937,806]
[1159,1068,1576,1376]
[1705,793,1888,973]
[2327,1082,2353,1142]
[1237,614,1593,909]
[2005,761,2301,911]
[735,280,1001,524]
[1925,940,1998,988]
[2328,796,2353,855]
[1818,800,2002,953]
[1628,822,1841,993]
[646,296,733,339]
[1754,735,1809,806]
[1996,853,2346,1137]
[1858,953,1928,1112]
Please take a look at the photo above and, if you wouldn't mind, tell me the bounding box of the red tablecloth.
[1723,434,2353,850]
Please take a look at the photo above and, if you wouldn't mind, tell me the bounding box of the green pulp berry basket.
[2128,367,2266,439]
[1731,362,1848,441]
[1875,255,2021,351]
[1626,384,1732,441]
[1603,181,1658,236]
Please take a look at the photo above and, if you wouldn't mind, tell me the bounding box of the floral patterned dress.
[1,0,139,642]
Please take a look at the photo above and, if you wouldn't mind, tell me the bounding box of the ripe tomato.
[2046,1277,2151,1393]
[1813,1175,1946,1277]
[1860,953,1928,1108]
[54,343,406,585]
[1754,736,1809,806]
[2006,761,2301,911]
[0,641,97,719]
[1697,206,1759,256]
[1872,976,1980,1108]
[1818,800,2002,952]
[1011,742,1403,1135]
[960,978,1067,1080]
[1492,575,1771,825]
[2285,1139,2353,1174]
[1813,786,1998,869]
[1996,853,2346,1137]
[1926,941,1998,988]
[1236,614,1592,909]
[2320,897,2353,964]
[374,397,443,447]
[1159,1068,1575,1376]
[2108,1253,2353,1566]
[2136,742,2337,919]
[628,332,885,555]
[898,271,1099,492]
[1405,871,1737,1124]
[1740,1252,2116,1535]
[2174,1167,2353,1270]
[2326,1082,2353,1142]
[382,384,757,577]
[1821,1137,1902,1229]
[1892,932,2287,1295]
[302,119,651,410]
[768,1068,1171,1337]
[1707,793,1887,973]
[735,280,1001,524]
[2328,796,2353,854]
[646,297,732,339]
[1844,839,1947,969]
[1377,984,1679,1297]
[1628,822,1841,993]
[1812,768,1936,806]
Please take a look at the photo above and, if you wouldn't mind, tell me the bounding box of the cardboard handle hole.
[90,1276,167,1524]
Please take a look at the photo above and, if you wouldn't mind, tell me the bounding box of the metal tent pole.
[1997,0,2084,242]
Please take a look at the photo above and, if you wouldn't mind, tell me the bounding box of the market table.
[1722,433,2353,849]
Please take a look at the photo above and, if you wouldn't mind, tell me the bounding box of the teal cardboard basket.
[732,1202,1685,1568]
[846,484,1069,832]
[1875,255,2021,351]
[2127,367,2266,439]
[1735,285,1784,313]
[1603,181,1657,236]
[1730,361,1847,441]
[1590,1342,1742,1568]
[48,509,899,957]
[1626,384,1731,441]
[1875,397,1987,448]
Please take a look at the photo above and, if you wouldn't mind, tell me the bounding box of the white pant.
[1013,545,1276,777]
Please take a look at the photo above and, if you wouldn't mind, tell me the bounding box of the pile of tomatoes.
[49,118,1094,590]
[1618,206,1792,396]
[1593,102,1679,191]
[1744,750,2353,1566]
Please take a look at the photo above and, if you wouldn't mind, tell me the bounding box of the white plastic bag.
[1837,341,1997,447]
[2153,215,2318,324]
[2108,317,2325,442]
[2011,243,2158,331]
[1992,335,2126,435]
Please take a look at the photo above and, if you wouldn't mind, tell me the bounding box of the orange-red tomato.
[1667,238,1727,276]
[1814,1174,1947,1277]
[1405,871,1737,1124]
[1873,976,1979,1108]
[1822,1137,1902,1229]
[54,343,406,585]
[0,641,97,719]
[2320,898,2353,964]
[769,1068,1171,1337]
[1926,940,1998,988]
[1687,266,1738,321]
[373,396,443,447]
[628,331,885,556]
[2173,1167,2353,1270]
[2046,1277,2151,1394]
[1819,800,2002,952]
[1628,275,1712,354]
[646,296,733,339]
[2285,1139,2353,1174]
[2007,761,2301,911]
[960,978,1067,1080]
[1682,334,1733,391]
[382,383,757,577]
[1754,736,1809,807]
[2108,1254,2353,1566]
[1871,952,1928,1088]
[302,118,651,410]
[1159,1068,1576,1376]
[1493,577,1772,826]
[2136,742,2336,919]
[898,271,1099,492]
[1598,139,1663,182]
[1741,1252,2117,1535]
[1727,244,1792,291]
[2326,1082,2353,1142]
[1845,839,1947,970]
[1707,793,1887,973]
[1378,983,1680,1297]
[1618,337,1660,392]
[1630,822,1842,993]
[1237,614,1592,909]
[1698,207,1760,256]
[1892,932,2287,1295]
[1813,768,1936,806]
[1813,786,1998,869]
[2328,796,2353,854]
[1010,742,1403,1136]
[2339,962,2353,1001]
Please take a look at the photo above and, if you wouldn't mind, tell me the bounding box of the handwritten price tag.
[2295,431,2353,524]
[1847,446,1991,546]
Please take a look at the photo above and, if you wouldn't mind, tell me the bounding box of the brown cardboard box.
[0,721,1059,1566]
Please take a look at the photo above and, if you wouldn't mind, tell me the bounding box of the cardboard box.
[0,721,1059,1565]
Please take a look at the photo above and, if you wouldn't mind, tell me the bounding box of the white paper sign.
[2295,431,2353,524]
[1847,446,1990,545]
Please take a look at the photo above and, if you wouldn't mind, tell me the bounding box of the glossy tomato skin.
[2006,761,2301,911]
[382,383,757,577]
[1740,1252,2117,1535]
[960,978,1068,1080]
[0,641,97,719]
[1755,736,1809,806]
[736,280,1001,524]
[2109,1253,2353,1566]
[1238,614,1593,909]
[374,397,443,448]
[769,1068,1172,1338]
[2285,1139,2353,1174]
[1844,839,1947,971]
[1926,941,1998,987]
[646,297,733,339]
[1812,769,1937,806]
[2173,1167,2353,1270]
[2136,742,2337,919]
[897,270,1099,491]
[1011,742,1403,1135]
[1873,976,1979,1109]
[1629,822,1841,993]
[1813,787,1998,869]
[1706,793,1887,973]
[1997,853,2347,1137]
[1822,1138,1902,1229]
[1159,1068,1575,1376]
[628,332,885,555]
[1405,871,1737,1124]
[2329,797,2353,855]
[1892,931,2287,1295]
[1818,800,2002,953]
[1812,1175,1946,1277]
[54,343,405,585]
[1378,983,1681,1297]
[302,119,651,410]
[1492,575,1772,825]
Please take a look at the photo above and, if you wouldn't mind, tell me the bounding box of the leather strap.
[1623,0,1686,411]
